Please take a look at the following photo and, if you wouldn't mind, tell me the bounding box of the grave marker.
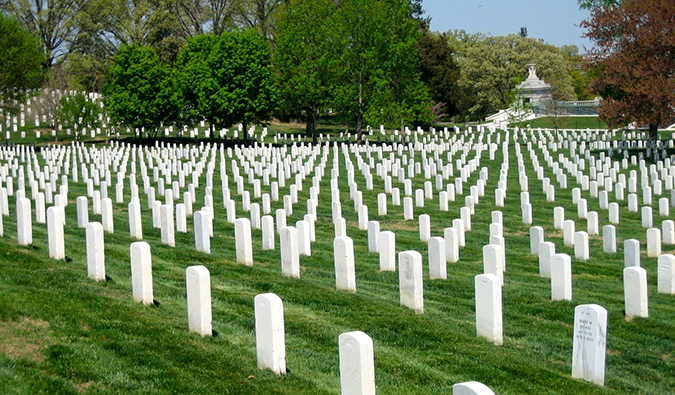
[186,265,212,336]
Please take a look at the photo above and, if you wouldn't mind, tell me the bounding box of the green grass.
[0,130,673,394]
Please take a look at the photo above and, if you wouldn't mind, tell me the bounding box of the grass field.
[0,129,674,394]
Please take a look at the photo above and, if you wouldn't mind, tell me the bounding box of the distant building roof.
[516,64,553,102]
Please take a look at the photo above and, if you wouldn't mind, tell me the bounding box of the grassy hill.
[0,132,674,394]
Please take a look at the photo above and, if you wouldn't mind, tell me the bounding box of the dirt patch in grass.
[74,380,107,394]
[0,317,53,363]
[504,229,529,237]
[381,219,418,232]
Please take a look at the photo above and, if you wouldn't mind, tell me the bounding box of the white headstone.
[399,250,424,313]
[452,381,495,395]
[529,226,544,255]
[551,253,572,301]
[624,239,640,267]
[17,197,32,245]
[255,293,286,375]
[339,331,376,395]
[235,218,254,266]
[378,231,396,272]
[334,236,356,292]
[647,228,661,258]
[130,241,153,305]
[657,254,675,294]
[538,241,556,278]
[280,226,300,278]
[186,265,212,336]
[624,266,648,318]
[76,196,89,228]
[47,206,65,259]
[428,237,447,280]
[86,222,105,281]
[475,273,503,345]
[572,304,608,386]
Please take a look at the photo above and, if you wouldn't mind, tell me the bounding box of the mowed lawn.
[0,130,674,394]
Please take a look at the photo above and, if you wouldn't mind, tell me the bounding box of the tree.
[367,0,432,131]
[60,91,101,131]
[582,0,675,140]
[417,30,460,120]
[560,45,593,101]
[333,0,430,140]
[104,44,180,139]
[1,0,82,67]
[578,0,621,9]
[34,66,69,140]
[209,29,278,139]
[163,0,237,38]
[0,12,44,117]
[235,0,287,42]
[451,33,575,118]
[274,0,337,143]
[175,34,221,136]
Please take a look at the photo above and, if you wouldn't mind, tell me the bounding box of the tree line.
[2,0,672,141]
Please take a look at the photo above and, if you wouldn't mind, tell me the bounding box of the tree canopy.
[449,31,576,118]
[582,0,675,138]
[104,44,180,138]
[176,30,278,139]
[274,0,337,142]
[0,12,44,116]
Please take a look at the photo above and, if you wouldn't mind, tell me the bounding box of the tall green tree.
[417,30,460,120]
[334,0,430,139]
[367,0,432,130]
[176,30,278,140]
[104,44,179,139]
[175,34,221,135]
[0,12,44,117]
[209,29,278,139]
[1,0,82,67]
[582,0,675,139]
[274,0,336,142]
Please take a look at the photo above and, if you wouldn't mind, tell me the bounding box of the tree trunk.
[209,121,215,142]
[355,114,363,143]
[242,121,249,142]
[649,123,658,141]
[306,115,318,144]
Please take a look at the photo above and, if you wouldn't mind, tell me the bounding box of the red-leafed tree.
[581,0,675,139]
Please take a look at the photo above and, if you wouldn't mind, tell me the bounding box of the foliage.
[581,0,675,139]
[449,31,576,118]
[0,12,44,117]
[176,30,278,139]
[366,0,432,131]
[175,34,220,134]
[34,66,70,140]
[333,0,431,139]
[417,30,460,120]
[104,44,180,138]
[0,0,82,67]
[161,0,238,38]
[559,45,593,101]
[59,91,101,130]
[234,0,287,42]
[209,29,278,138]
[577,0,621,10]
[274,0,337,142]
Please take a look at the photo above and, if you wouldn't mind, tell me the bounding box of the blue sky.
[423,0,592,51]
